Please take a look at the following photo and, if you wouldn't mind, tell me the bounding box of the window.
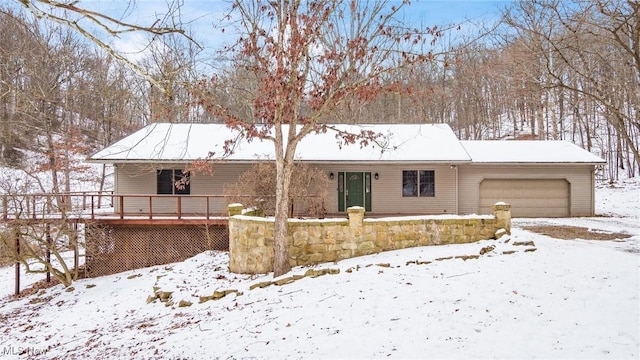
[419,170,435,197]
[402,170,418,197]
[365,173,371,193]
[157,169,190,195]
[402,170,434,197]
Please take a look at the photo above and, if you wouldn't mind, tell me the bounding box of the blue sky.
[397,0,510,25]
[9,0,511,65]
[87,0,512,59]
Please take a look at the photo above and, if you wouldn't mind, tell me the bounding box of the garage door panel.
[479,179,569,217]
[519,198,565,207]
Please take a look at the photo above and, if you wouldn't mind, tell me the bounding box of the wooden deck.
[0,192,426,225]
[0,192,231,225]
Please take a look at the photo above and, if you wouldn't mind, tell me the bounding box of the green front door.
[346,172,364,208]
[338,172,372,212]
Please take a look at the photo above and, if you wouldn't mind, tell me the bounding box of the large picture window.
[157,169,190,195]
[402,170,435,197]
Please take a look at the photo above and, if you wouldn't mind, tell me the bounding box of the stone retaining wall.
[229,204,511,274]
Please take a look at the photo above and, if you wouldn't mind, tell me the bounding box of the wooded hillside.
[1,1,637,181]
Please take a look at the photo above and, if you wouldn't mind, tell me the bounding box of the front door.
[338,172,372,212]
[346,172,364,208]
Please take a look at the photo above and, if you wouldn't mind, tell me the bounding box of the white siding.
[115,162,596,217]
[115,163,251,215]
[458,164,596,217]
[311,164,458,215]
[115,163,457,216]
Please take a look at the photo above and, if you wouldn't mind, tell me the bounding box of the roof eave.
[466,161,606,165]
[86,158,474,165]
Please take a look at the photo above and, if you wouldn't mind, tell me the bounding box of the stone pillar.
[228,203,243,216]
[343,206,365,257]
[228,204,244,273]
[347,206,365,229]
[492,203,511,235]
[228,218,240,273]
[228,217,274,274]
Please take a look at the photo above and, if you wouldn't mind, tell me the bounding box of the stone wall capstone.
[229,204,511,274]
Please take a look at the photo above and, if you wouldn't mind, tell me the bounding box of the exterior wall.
[115,163,251,215]
[114,163,457,216]
[115,162,596,217]
[311,163,458,214]
[229,204,511,274]
[457,164,596,217]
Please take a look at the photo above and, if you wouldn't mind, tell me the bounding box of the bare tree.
[0,0,193,287]
[1,219,80,288]
[195,0,442,276]
[141,31,217,124]
[504,0,640,177]
[0,8,40,166]
[0,173,83,287]
[15,0,193,96]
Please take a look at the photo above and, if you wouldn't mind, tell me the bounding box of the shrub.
[224,162,329,218]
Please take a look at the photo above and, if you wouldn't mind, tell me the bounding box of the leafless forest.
[1,1,638,181]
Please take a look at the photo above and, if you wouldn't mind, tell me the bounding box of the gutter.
[455,164,459,214]
[86,159,476,165]
[462,161,606,166]
[591,166,596,216]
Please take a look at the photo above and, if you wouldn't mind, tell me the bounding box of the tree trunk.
[98,163,107,207]
[273,158,293,277]
[537,99,545,140]
[46,129,62,211]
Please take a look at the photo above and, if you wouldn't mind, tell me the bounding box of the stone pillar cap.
[492,203,511,210]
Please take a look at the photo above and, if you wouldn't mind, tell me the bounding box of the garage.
[479,179,570,217]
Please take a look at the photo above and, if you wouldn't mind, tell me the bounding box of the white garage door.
[479,179,570,217]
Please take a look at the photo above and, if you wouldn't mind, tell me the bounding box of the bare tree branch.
[14,0,201,95]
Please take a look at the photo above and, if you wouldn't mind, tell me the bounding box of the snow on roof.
[461,140,605,164]
[89,123,605,165]
[89,123,472,163]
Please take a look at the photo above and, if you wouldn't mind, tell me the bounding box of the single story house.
[88,122,605,218]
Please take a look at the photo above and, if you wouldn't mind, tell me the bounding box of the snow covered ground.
[0,179,638,359]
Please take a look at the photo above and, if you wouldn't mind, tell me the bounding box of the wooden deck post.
[46,223,51,283]
[73,222,79,280]
[14,230,19,296]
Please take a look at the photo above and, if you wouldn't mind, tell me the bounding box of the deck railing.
[1,192,325,221]
[111,194,229,220]
[1,191,114,220]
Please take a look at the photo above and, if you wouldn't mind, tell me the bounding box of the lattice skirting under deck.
[84,224,228,277]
